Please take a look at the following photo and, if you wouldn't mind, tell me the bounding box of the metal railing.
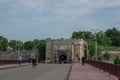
[86,60,120,80]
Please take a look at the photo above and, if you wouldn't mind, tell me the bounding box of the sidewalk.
[69,63,118,80]
[0,63,31,70]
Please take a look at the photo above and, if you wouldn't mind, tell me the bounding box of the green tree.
[0,43,3,51]
[37,40,46,61]
[9,40,23,50]
[72,31,81,39]
[72,31,93,40]
[0,36,8,51]
[113,56,120,64]
[16,41,24,50]
[24,41,35,50]
[105,27,120,47]
[33,39,40,48]
[103,51,111,61]
[88,41,95,60]
[97,32,112,47]
[9,40,17,49]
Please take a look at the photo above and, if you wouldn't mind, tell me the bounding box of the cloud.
[1,0,120,26]
[2,0,120,12]
[1,0,120,40]
[1,0,120,28]
[2,0,120,19]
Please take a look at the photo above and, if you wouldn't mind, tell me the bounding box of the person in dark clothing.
[78,57,80,63]
[32,57,37,67]
[82,57,85,66]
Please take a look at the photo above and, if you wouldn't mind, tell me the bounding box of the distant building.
[46,38,86,63]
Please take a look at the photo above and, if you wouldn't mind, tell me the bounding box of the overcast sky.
[0,0,120,41]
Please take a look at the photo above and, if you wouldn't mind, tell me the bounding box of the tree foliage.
[24,41,35,50]
[37,40,46,61]
[97,32,112,47]
[0,36,8,51]
[113,56,120,64]
[72,31,93,40]
[103,51,111,61]
[88,41,95,59]
[9,40,24,50]
[23,39,46,61]
[105,27,120,47]
[71,30,112,60]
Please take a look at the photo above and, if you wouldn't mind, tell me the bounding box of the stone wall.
[102,50,120,61]
[0,50,37,60]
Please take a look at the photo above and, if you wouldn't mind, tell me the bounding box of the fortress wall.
[0,50,35,60]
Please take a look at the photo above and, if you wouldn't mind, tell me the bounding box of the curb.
[0,64,31,70]
[67,64,73,80]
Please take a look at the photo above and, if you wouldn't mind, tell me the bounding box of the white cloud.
[8,0,44,13]
[1,0,120,22]
[1,0,120,30]
[3,0,120,16]
[1,0,119,29]
[2,0,120,13]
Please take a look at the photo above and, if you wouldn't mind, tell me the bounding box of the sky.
[0,0,120,41]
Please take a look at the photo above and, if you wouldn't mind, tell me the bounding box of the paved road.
[0,63,30,70]
[0,64,71,80]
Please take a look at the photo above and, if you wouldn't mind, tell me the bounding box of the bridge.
[0,60,119,80]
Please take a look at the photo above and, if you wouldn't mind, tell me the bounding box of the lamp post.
[16,43,20,56]
[94,33,97,61]
[86,41,89,60]
[92,30,99,61]
[101,39,104,61]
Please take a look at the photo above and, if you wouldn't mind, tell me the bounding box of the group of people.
[17,55,38,67]
[75,56,86,66]
[17,55,85,66]
[45,58,50,64]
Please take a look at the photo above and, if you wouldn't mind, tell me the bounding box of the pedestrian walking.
[17,55,23,65]
[82,57,85,66]
[32,56,37,67]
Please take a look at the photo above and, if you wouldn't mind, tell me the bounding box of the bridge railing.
[0,60,29,65]
[86,60,120,80]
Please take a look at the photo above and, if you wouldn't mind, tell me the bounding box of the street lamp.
[92,29,99,61]
[101,39,104,61]
[94,33,97,61]
[16,43,20,56]
[96,32,104,61]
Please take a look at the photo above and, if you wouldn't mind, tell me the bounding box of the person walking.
[32,56,37,67]
[17,55,23,65]
[82,57,85,66]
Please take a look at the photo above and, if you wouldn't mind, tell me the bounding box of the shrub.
[113,56,120,64]
[103,51,111,61]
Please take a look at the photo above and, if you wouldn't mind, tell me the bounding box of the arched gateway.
[46,38,86,63]
[59,54,67,63]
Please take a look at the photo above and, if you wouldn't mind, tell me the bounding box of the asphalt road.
[0,64,71,80]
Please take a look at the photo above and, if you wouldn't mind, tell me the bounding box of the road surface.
[0,64,71,80]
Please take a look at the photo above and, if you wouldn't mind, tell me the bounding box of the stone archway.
[59,54,67,63]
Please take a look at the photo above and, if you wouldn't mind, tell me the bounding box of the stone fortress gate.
[46,38,86,63]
